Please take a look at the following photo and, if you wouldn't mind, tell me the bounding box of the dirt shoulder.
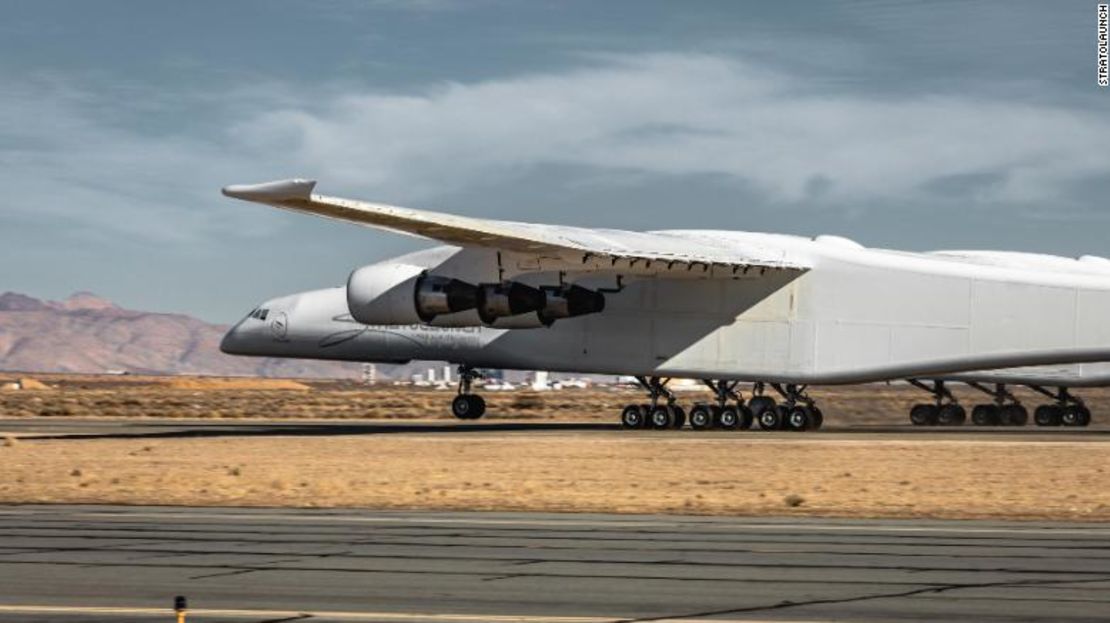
[1,430,1106,521]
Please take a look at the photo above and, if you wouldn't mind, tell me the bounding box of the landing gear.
[619,377,682,430]
[688,404,714,430]
[766,383,823,431]
[966,382,1026,426]
[907,379,964,426]
[1026,386,1090,428]
[617,379,822,432]
[695,380,752,431]
[620,377,759,431]
[451,365,486,420]
[649,404,685,429]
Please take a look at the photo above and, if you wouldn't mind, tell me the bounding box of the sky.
[1,0,1107,322]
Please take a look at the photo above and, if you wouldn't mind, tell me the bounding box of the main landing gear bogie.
[907,379,967,427]
[907,381,1092,428]
[619,379,822,433]
[1027,386,1091,427]
[758,384,823,432]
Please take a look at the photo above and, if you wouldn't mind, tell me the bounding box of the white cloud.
[234,53,1109,208]
[1,52,1106,246]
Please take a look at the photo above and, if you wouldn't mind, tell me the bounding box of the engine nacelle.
[414,274,479,321]
[347,262,478,325]
[347,262,606,328]
[538,285,606,325]
[476,282,545,325]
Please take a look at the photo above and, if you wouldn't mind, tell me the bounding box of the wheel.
[1000,404,1027,426]
[1061,404,1090,427]
[689,404,713,430]
[1034,404,1061,426]
[757,404,783,430]
[786,405,812,431]
[649,405,675,429]
[748,395,777,419]
[452,394,483,420]
[717,406,740,430]
[937,404,965,426]
[620,404,645,429]
[469,395,486,419]
[737,404,754,430]
[971,404,999,426]
[672,406,686,429]
[909,403,938,426]
[809,407,823,430]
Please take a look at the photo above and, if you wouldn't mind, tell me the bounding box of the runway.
[0,506,1107,622]
[1,417,1106,442]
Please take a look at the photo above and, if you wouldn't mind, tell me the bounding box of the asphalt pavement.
[0,505,1107,622]
[1,417,1107,442]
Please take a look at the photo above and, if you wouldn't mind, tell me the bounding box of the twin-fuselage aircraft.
[220,179,1110,431]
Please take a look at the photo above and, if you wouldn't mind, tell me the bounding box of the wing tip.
[222,178,317,202]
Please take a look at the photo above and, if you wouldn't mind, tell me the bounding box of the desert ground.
[0,373,1107,521]
[4,371,1109,423]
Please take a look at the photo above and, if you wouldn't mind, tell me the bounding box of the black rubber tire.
[1061,405,1089,427]
[786,405,812,431]
[620,404,645,429]
[737,404,754,430]
[910,403,938,426]
[469,395,486,419]
[748,395,777,419]
[1000,404,1028,426]
[757,405,783,430]
[689,405,713,430]
[649,405,674,429]
[1034,404,1061,426]
[971,404,999,426]
[672,406,686,429]
[937,404,965,426]
[452,394,479,420]
[717,406,740,430]
[809,407,823,430]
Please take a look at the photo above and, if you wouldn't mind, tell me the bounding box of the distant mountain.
[0,291,368,378]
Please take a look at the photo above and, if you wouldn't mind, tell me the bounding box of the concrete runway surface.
[0,506,1107,622]
[1,417,1107,442]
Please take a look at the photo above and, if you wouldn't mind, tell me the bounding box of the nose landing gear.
[450,365,486,420]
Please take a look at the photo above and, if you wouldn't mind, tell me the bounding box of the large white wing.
[222,179,809,275]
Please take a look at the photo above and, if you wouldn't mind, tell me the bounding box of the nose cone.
[219,320,250,355]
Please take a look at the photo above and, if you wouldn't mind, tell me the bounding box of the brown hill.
[0,291,364,379]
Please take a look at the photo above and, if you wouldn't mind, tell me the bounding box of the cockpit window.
[248,308,270,320]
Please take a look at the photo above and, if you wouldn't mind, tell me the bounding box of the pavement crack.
[614,574,1110,622]
[189,567,261,580]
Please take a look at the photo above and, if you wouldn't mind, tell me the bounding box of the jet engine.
[347,261,607,328]
[347,263,478,325]
[538,285,606,326]
[475,282,545,325]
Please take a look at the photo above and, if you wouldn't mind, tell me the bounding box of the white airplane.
[220,179,1110,431]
